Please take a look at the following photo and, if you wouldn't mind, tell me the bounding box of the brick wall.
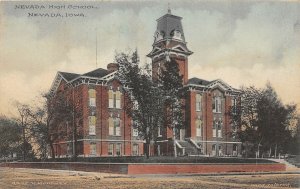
[1,162,285,175]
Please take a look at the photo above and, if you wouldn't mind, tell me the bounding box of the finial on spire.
[167,3,171,14]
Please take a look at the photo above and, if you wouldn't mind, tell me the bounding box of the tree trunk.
[49,142,55,159]
[72,120,78,161]
[274,144,277,159]
[269,147,272,158]
[173,128,177,157]
[145,138,150,159]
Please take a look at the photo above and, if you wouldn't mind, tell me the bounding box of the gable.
[207,79,233,92]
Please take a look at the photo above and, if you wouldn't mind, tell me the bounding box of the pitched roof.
[188,77,210,86]
[59,72,80,81]
[82,68,110,78]
[156,13,185,41]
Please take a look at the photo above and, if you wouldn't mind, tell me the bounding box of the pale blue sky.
[0,0,300,116]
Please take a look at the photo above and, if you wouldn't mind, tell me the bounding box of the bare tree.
[27,93,72,159]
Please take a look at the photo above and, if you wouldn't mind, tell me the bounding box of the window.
[212,120,217,137]
[218,145,222,156]
[89,89,96,107]
[108,88,122,109]
[217,120,222,138]
[116,143,121,156]
[158,126,162,137]
[116,91,121,109]
[108,90,113,108]
[212,144,216,156]
[90,143,96,155]
[109,116,121,136]
[132,120,139,136]
[231,98,237,114]
[212,96,222,113]
[114,118,121,136]
[108,144,113,156]
[196,94,202,111]
[132,144,139,156]
[196,119,202,137]
[133,129,138,137]
[108,117,114,135]
[233,144,238,156]
[88,116,96,135]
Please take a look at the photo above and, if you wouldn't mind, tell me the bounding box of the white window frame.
[132,144,139,156]
[90,143,96,155]
[133,129,138,137]
[89,89,96,107]
[217,121,222,138]
[196,94,202,111]
[196,119,202,137]
[212,144,216,156]
[108,144,114,156]
[115,118,121,136]
[212,120,216,137]
[89,125,96,135]
[158,126,162,137]
[109,117,114,136]
[88,116,96,135]
[115,143,121,156]
[213,96,222,113]
[89,98,96,107]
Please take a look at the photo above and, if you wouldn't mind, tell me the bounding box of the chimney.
[107,63,118,72]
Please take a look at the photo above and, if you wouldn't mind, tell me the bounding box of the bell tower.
[147,8,193,84]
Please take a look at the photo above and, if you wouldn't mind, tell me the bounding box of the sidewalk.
[268,158,300,172]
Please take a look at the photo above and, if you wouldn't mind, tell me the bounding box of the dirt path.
[0,167,299,189]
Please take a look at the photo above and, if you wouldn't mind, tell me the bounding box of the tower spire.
[167,3,171,14]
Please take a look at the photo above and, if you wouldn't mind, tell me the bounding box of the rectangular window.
[115,118,121,136]
[218,145,222,156]
[196,119,202,137]
[213,97,222,113]
[116,91,121,109]
[108,90,113,108]
[212,121,216,137]
[132,144,139,156]
[217,121,222,138]
[196,94,202,111]
[89,89,96,107]
[108,143,113,156]
[116,143,121,156]
[89,116,96,135]
[133,129,138,137]
[108,117,114,135]
[231,98,237,114]
[113,93,116,108]
[89,98,96,107]
[90,143,96,155]
[233,144,238,156]
[212,144,216,156]
[158,126,162,137]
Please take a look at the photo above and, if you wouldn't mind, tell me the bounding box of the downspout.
[100,82,103,156]
[123,90,126,156]
[205,93,208,155]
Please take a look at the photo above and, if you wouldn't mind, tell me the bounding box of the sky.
[0,0,300,117]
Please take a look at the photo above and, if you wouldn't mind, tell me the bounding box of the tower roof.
[155,11,185,42]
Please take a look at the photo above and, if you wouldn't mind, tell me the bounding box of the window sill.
[108,107,122,110]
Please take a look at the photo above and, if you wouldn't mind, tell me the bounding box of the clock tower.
[147,9,193,84]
